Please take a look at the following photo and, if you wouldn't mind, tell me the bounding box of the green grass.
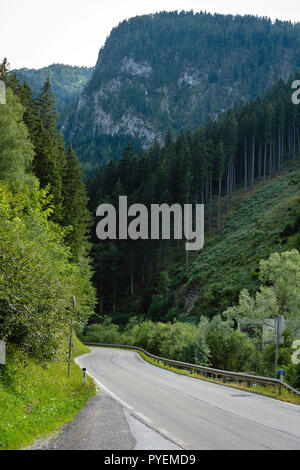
[0,337,96,450]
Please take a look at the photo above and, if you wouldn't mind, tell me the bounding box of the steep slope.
[63,11,300,172]
[15,64,94,116]
[178,166,300,319]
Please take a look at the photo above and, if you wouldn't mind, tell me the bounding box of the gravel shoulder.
[27,392,180,450]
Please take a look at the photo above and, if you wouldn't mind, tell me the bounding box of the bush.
[83,317,121,344]
[0,182,96,359]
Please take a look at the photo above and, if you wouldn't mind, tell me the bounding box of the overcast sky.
[1,0,300,69]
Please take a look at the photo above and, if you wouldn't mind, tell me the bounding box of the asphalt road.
[76,347,300,450]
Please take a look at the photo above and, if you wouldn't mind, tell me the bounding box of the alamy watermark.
[0,80,6,104]
[291,80,300,105]
[292,339,300,365]
[96,196,204,251]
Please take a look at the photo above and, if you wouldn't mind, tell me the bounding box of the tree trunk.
[244,137,247,192]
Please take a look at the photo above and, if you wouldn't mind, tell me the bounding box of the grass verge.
[0,337,96,450]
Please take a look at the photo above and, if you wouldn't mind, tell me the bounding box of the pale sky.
[1,0,300,69]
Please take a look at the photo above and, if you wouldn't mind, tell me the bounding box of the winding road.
[76,347,300,450]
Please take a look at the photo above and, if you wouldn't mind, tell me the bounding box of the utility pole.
[67,296,76,376]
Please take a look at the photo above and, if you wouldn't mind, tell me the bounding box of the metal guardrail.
[83,342,300,397]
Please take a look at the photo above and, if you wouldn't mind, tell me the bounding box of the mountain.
[15,63,94,117]
[86,74,300,323]
[63,11,300,173]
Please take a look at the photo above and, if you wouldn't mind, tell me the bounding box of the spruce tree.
[62,144,91,259]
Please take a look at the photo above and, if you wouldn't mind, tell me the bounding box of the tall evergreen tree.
[62,144,91,259]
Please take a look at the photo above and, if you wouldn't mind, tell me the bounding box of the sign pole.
[274,314,285,378]
[67,296,75,376]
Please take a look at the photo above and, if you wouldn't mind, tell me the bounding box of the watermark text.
[96,196,204,251]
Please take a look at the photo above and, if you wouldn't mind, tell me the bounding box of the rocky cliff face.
[62,11,300,172]
[73,58,157,142]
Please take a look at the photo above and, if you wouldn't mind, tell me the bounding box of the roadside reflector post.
[82,367,87,384]
[278,370,285,395]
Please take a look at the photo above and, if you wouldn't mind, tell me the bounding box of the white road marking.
[75,354,186,449]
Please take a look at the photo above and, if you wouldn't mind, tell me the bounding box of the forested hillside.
[82,73,300,388]
[63,11,300,173]
[0,58,95,345]
[87,74,300,323]
[15,63,94,117]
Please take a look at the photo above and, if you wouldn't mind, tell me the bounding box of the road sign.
[0,80,6,105]
[278,369,285,375]
[0,341,6,364]
[262,319,276,343]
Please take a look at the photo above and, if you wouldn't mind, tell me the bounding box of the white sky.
[1,0,300,69]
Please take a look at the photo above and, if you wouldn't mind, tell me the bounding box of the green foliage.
[15,64,94,117]
[0,182,96,359]
[199,315,257,371]
[0,68,96,359]
[83,317,211,366]
[188,168,300,318]
[0,89,34,182]
[0,342,95,450]
[3,60,93,259]
[222,249,300,386]
[62,144,91,260]
[83,317,121,344]
[224,249,300,338]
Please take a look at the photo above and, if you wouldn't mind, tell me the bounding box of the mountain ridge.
[62,11,300,172]
[15,63,94,117]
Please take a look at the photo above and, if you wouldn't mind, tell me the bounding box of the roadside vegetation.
[0,61,96,449]
[0,338,95,450]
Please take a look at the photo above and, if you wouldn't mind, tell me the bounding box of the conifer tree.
[62,144,91,259]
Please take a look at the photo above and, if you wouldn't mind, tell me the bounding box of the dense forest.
[81,72,300,385]
[87,74,300,322]
[0,58,95,358]
[63,11,300,173]
[15,63,94,119]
